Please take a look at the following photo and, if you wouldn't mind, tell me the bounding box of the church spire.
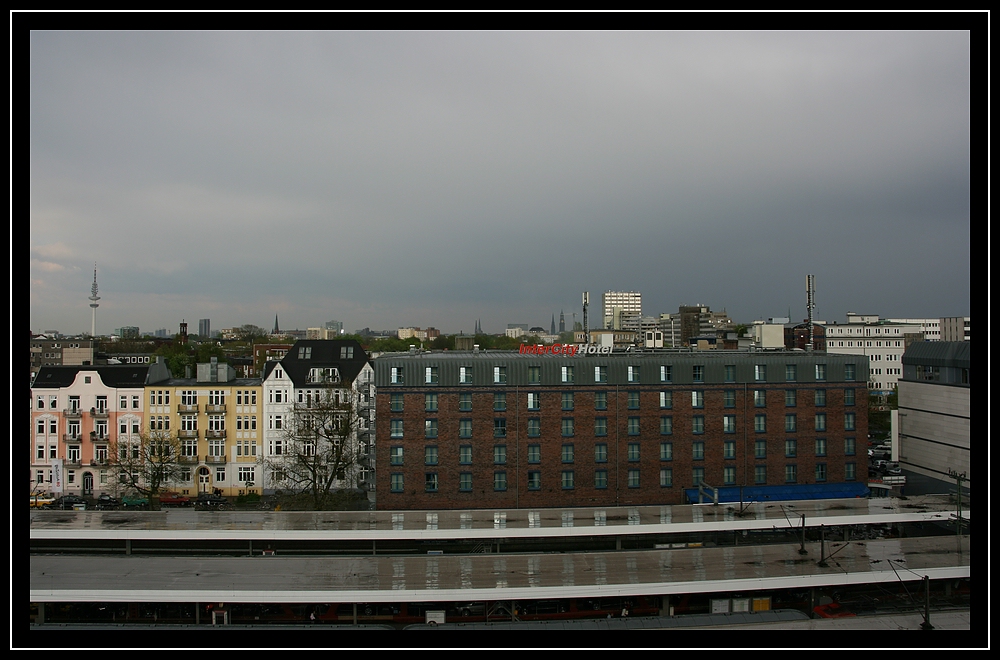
[273,314,279,335]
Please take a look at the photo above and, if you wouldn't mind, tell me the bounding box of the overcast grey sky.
[29,31,970,336]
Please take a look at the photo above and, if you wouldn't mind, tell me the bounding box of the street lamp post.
[947,469,967,556]
[921,575,934,630]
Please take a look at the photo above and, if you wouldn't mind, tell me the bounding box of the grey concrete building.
[897,342,970,495]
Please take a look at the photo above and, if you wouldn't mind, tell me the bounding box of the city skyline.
[31,281,969,339]
[30,31,971,336]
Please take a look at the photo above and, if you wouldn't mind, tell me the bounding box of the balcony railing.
[90,459,109,466]
[62,434,83,443]
[179,455,200,464]
[88,432,110,443]
[205,454,227,464]
[205,429,227,439]
[305,372,340,384]
[205,404,226,413]
[90,407,109,418]
[65,459,82,469]
[177,403,199,413]
[178,429,199,439]
[64,408,82,418]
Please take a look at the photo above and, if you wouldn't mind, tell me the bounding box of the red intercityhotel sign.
[518,343,622,356]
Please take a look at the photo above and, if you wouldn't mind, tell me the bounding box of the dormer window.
[307,367,339,383]
[298,346,312,360]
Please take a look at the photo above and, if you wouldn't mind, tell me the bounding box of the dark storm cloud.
[30,31,969,335]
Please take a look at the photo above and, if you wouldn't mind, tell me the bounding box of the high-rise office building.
[199,319,211,338]
[602,291,642,329]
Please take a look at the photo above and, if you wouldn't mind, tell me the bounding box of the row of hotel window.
[392,413,857,438]
[34,391,255,410]
[390,463,859,492]
[391,438,858,466]
[394,389,856,412]
[392,364,852,385]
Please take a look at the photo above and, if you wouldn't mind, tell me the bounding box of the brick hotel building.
[374,349,868,510]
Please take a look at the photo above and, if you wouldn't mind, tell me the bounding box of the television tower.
[89,264,100,337]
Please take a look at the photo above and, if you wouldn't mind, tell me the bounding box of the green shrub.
[235,492,262,505]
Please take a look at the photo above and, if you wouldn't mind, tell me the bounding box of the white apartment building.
[886,318,942,341]
[880,317,970,342]
[603,291,642,329]
[260,340,375,504]
[823,314,922,395]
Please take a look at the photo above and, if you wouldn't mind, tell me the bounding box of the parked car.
[157,491,192,507]
[95,494,120,510]
[121,494,150,509]
[882,462,902,476]
[43,495,87,510]
[29,493,55,508]
[195,493,233,510]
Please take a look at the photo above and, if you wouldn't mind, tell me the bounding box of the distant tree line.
[350,333,545,353]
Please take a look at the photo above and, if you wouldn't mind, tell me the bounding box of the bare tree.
[108,430,184,504]
[260,385,366,510]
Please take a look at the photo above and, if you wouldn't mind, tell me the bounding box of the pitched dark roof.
[31,365,156,389]
[277,339,371,386]
[261,360,279,381]
[902,341,971,369]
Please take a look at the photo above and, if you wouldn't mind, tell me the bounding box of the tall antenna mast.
[806,274,815,352]
[582,291,590,343]
[89,264,101,337]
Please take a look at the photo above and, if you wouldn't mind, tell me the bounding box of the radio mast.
[806,274,816,352]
